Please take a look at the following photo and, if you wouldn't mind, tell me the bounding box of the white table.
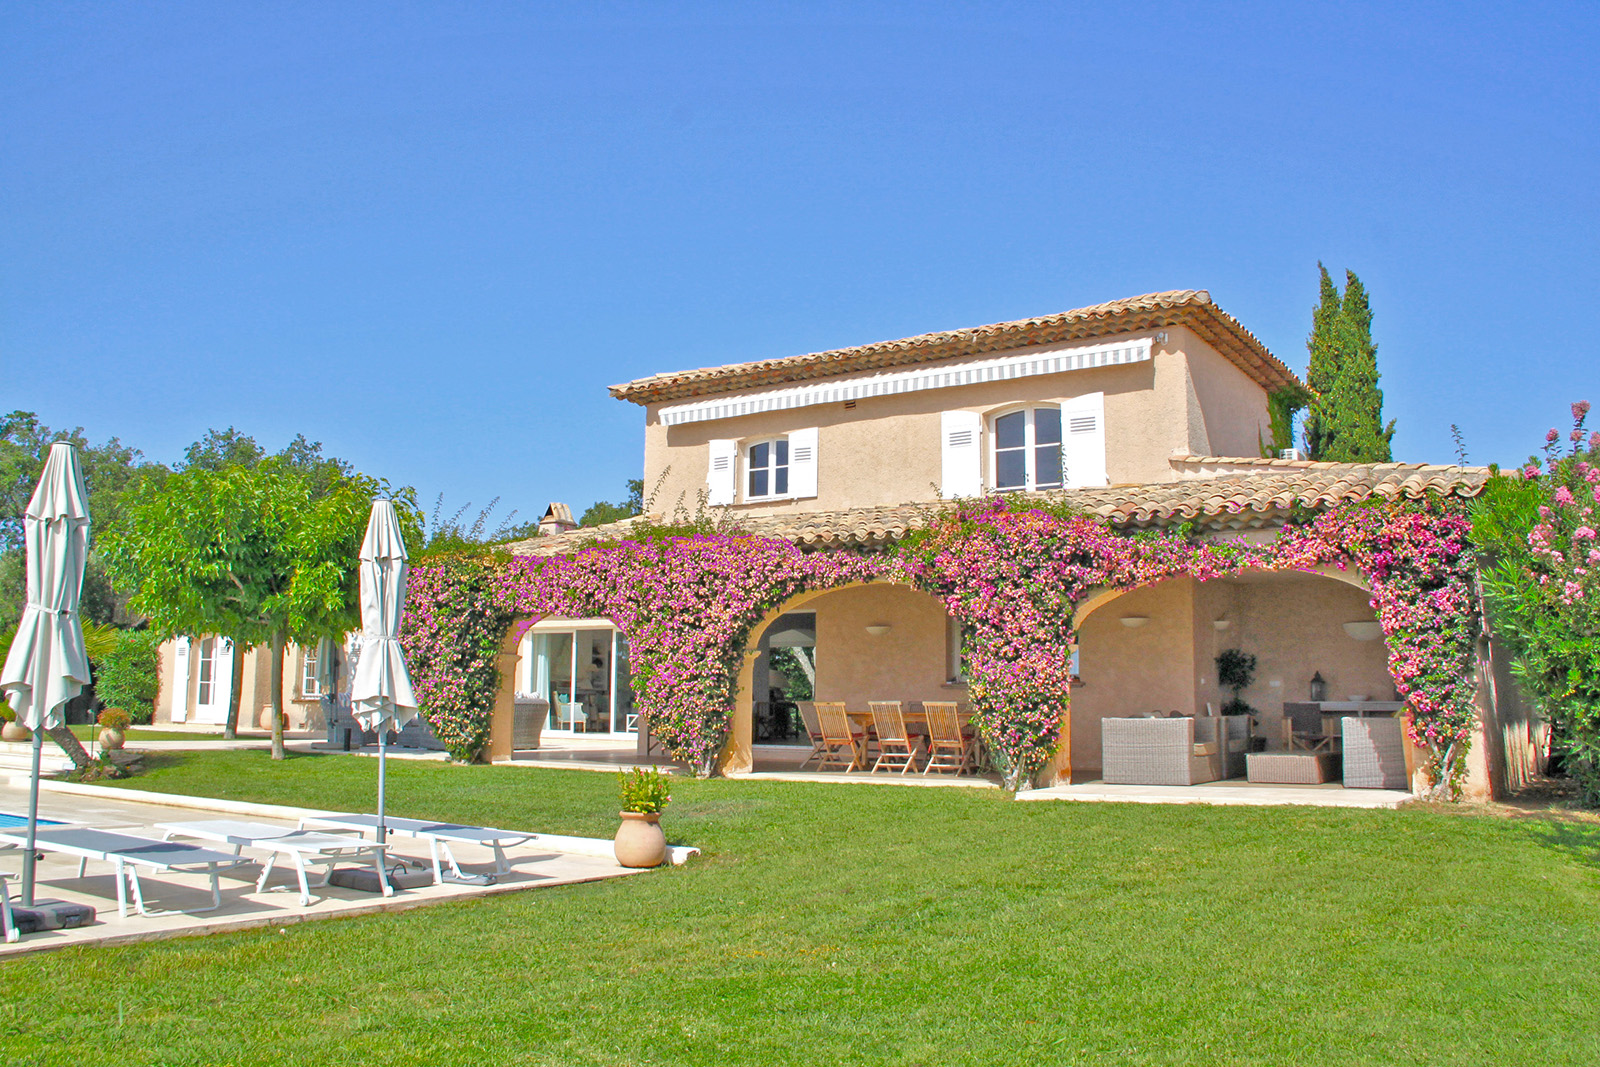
[0,827,248,917]
[158,820,390,906]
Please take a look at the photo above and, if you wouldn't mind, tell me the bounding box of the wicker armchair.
[1101,717,1221,786]
[1342,716,1409,789]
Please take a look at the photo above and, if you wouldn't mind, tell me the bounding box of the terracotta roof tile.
[505,461,1490,556]
[610,290,1302,405]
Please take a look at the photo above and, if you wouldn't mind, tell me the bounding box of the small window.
[301,647,321,698]
[746,438,790,500]
[992,407,1063,492]
[196,637,215,706]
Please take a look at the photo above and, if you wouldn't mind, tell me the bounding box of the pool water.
[0,812,64,829]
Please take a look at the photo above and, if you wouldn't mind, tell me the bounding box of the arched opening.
[726,581,965,773]
[513,617,638,738]
[1064,568,1395,783]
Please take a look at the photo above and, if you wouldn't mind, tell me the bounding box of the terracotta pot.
[614,811,667,868]
[1,721,31,743]
[99,727,125,751]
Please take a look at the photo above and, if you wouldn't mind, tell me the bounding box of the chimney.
[538,502,577,536]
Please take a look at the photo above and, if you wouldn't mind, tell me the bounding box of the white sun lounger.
[158,820,391,906]
[1,873,15,943]
[299,813,535,884]
[0,827,249,918]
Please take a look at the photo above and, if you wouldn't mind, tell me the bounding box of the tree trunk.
[223,637,246,740]
[269,630,286,760]
[46,722,90,770]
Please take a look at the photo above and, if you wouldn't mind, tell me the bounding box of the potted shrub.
[0,704,29,743]
[1215,648,1257,718]
[614,765,671,868]
[97,707,131,751]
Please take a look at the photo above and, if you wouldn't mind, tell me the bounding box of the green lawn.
[2,751,1598,1066]
[65,725,229,742]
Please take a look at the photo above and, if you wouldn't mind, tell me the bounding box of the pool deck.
[0,779,695,957]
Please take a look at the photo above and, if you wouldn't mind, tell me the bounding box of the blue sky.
[5,1,1597,523]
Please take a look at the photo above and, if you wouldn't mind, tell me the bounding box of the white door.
[194,637,234,725]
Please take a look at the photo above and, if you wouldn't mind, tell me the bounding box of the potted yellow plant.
[97,707,131,751]
[614,766,671,868]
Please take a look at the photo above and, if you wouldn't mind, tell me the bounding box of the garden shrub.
[94,629,160,725]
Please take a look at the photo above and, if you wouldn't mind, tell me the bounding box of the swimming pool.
[0,812,65,830]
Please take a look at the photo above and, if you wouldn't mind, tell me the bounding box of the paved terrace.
[0,778,695,957]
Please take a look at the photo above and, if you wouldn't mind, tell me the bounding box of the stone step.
[0,740,79,777]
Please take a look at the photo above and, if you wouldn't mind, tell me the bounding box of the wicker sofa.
[1342,716,1409,789]
[1101,717,1222,786]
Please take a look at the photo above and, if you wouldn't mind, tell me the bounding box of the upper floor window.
[746,438,789,500]
[707,429,817,505]
[992,407,1062,492]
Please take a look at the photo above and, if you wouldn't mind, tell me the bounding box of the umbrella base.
[10,899,96,933]
[327,867,434,893]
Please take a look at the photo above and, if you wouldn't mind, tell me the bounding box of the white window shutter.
[706,439,738,505]
[940,410,984,498]
[171,636,191,723]
[788,427,818,499]
[1061,392,1108,488]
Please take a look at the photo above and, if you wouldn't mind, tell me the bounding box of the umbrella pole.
[23,726,43,906]
[376,727,388,888]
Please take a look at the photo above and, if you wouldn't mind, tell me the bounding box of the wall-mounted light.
[865,624,891,637]
[1212,618,1231,632]
[1341,621,1383,641]
[1119,616,1150,629]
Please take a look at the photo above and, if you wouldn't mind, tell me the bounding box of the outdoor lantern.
[1309,672,1327,702]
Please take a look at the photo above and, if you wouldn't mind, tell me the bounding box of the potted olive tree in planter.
[614,766,671,868]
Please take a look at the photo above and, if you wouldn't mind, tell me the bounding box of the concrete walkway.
[1017,779,1414,808]
[0,779,696,957]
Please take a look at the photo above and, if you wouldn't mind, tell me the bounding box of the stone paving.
[0,779,690,957]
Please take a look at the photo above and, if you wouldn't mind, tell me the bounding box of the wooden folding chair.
[814,701,864,771]
[796,701,826,769]
[922,700,970,774]
[869,701,921,774]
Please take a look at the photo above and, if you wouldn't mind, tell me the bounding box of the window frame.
[301,646,321,699]
[989,405,1064,493]
[744,436,791,502]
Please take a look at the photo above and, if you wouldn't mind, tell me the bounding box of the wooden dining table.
[845,705,973,728]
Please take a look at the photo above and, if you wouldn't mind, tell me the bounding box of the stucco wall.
[153,637,324,730]
[638,329,1268,516]
[809,584,964,709]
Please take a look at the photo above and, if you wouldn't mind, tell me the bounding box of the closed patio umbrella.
[349,499,418,872]
[0,443,92,905]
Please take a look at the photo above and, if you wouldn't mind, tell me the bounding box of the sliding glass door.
[520,621,636,735]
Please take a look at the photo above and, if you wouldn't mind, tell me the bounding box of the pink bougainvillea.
[400,496,1481,796]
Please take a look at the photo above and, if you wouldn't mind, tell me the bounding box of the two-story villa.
[502,290,1535,798]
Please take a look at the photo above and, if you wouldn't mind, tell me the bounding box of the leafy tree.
[580,479,645,527]
[1300,266,1397,462]
[0,410,157,625]
[93,629,162,725]
[1472,403,1600,803]
[102,456,420,757]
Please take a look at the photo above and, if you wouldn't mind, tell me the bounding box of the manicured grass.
[65,726,230,742]
[2,751,1599,1066]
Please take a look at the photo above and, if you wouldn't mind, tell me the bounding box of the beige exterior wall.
[809,585,963,708]
[153,636,327,731]
[638,327,1272,517]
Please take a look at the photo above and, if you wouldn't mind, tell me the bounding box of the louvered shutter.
[940,410,984,498]
[787,427,818,499]
[706,439,738,505]
[1060,393,1108,488]
[171,636,191,723]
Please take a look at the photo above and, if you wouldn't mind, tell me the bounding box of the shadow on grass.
[1519,815,1600,869]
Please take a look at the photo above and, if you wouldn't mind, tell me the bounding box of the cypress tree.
[1302,264,1344,459]
[1322,271,1395,462]
[1301,266,1396,462]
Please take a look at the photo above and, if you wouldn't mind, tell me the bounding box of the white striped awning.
[657,336,1154,427]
